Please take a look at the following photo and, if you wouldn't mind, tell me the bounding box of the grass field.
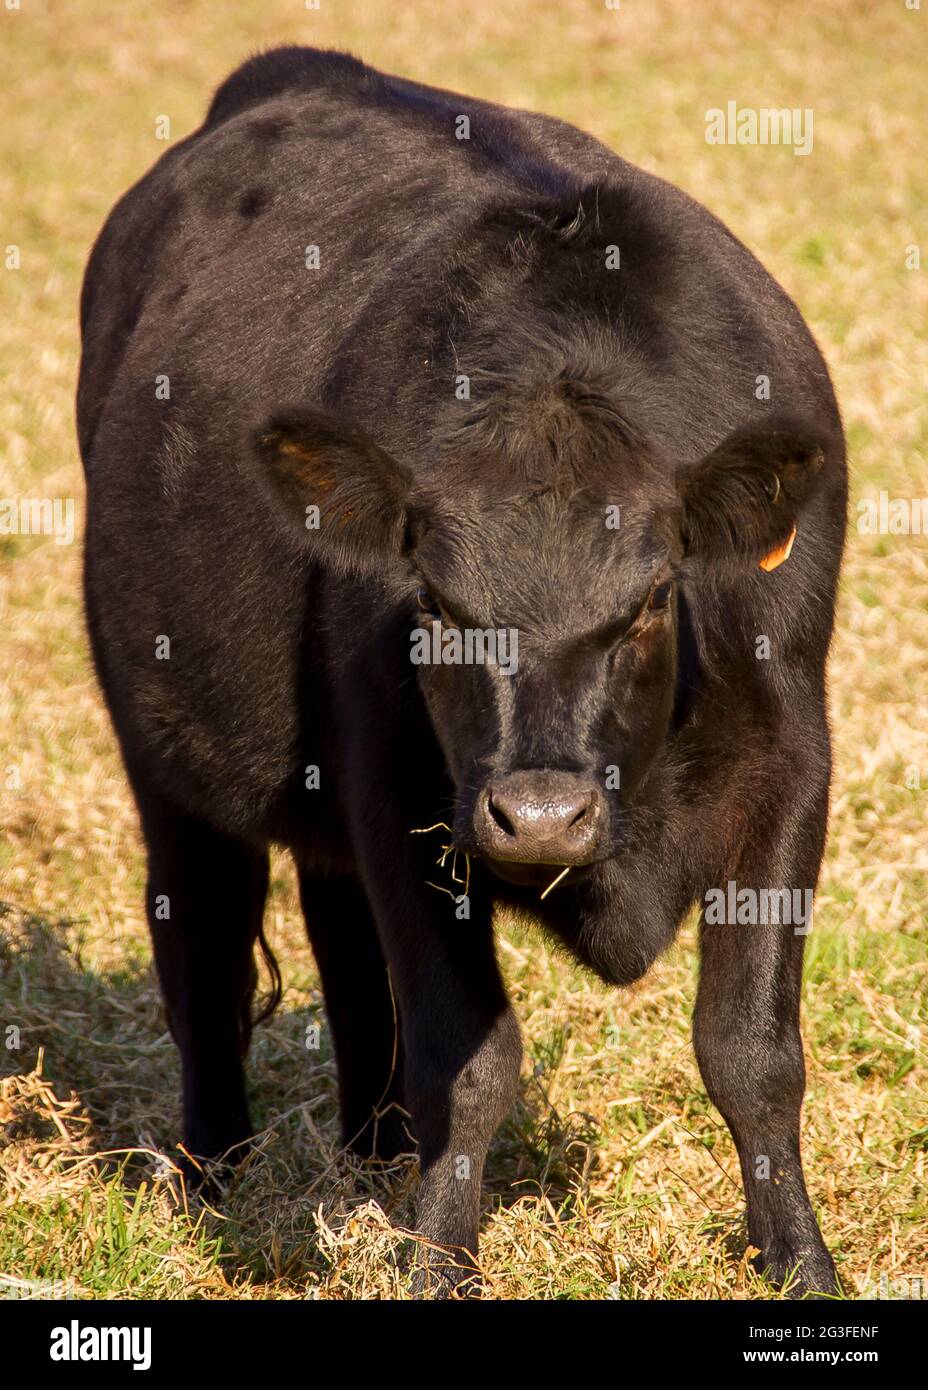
[1,0,926,1300]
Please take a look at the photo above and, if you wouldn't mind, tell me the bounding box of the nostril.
[478,778,605,863]
[487,795,517,839]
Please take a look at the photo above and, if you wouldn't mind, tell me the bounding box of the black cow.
[77,47,846,1297]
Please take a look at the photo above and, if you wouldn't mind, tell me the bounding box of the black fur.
[78,46,847,1297]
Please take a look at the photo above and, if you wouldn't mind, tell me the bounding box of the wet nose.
[474,770,605,864]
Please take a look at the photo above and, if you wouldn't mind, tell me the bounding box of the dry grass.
[1,0,925,1299]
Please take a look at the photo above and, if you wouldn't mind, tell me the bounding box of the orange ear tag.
[759,525,797,572]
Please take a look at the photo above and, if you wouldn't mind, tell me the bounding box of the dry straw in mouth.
[410,822,471,900]
[411,824,571,900]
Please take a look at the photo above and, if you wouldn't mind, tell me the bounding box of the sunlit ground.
[1,0,925,1298]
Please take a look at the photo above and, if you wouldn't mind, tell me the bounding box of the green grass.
[1,0,926,1299]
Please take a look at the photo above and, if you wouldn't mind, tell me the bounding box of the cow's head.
[253,391,825,888]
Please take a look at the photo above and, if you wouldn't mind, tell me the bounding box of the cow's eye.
[648,581,673,611]
[416,588,443,619]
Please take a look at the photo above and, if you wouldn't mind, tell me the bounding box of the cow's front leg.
[693,766,839,1298]
[360,850,522,1296]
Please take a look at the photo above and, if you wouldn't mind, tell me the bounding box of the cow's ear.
[252,406,413,576]
[676,418,827,570]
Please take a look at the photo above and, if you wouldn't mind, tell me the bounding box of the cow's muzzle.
[473,770,606,874]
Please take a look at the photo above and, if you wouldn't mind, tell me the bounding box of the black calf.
[78,46,846,1296]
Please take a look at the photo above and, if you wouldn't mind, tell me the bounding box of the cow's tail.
[253,919,284,1028]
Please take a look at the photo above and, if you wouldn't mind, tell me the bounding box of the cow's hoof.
[343,1105,413,1165]
[408,1245,482,1300]
[172,1133,254,1200]
[755,1245,841,1300]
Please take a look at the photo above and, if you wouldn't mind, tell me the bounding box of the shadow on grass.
[0,900,599,1292]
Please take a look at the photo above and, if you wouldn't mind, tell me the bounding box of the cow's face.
[255,403,824,884]
[407,462,680,883]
